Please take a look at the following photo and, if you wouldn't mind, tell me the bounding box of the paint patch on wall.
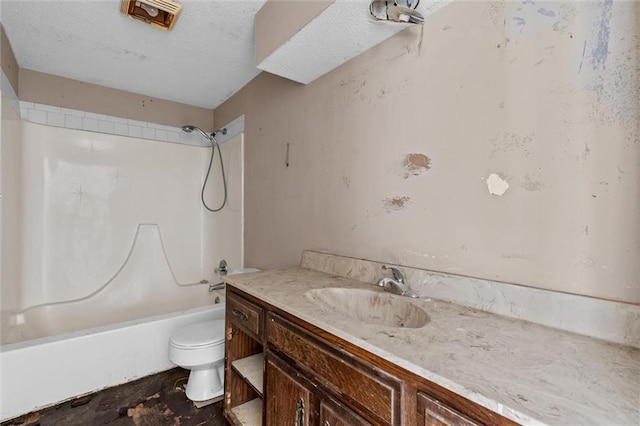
[402,153,431,178]
[521,174,547,192]
[383,196,411,211]
[486,173,510,196]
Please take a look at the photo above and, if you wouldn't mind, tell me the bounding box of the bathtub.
[0,303,225,421]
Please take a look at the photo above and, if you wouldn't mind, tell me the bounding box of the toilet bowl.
[169,319,225,402]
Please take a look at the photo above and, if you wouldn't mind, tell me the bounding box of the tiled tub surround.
[302,251,640,348]
[17,101,247,146]
[224,267,640,425]
[19,101,203,145]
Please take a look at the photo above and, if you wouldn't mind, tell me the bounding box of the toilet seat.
[170,320,225,349]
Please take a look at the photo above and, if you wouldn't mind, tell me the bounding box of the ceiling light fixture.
[137,1,159,17]
[120,0,183,30]
[369,0,424,24]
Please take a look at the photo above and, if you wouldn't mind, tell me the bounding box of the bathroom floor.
[2,368,229,426]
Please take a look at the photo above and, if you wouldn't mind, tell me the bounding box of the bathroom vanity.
[222,264,639,425]
[223,285,510,425]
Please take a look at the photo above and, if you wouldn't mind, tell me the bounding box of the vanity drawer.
[267,313,402,425]
[227,291,263,340]
[417,392,480,426]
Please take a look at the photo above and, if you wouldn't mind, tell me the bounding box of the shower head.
[182,125,214,143]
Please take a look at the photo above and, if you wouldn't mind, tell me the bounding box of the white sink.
[305,288,430,328]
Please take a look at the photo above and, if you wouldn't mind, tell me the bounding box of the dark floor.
[2,368,229,426]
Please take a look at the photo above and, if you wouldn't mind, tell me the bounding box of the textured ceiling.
[1,0,268,109]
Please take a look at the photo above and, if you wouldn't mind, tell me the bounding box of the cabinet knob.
[323,422,330,426]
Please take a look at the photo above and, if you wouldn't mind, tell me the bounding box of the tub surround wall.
[18,100,211,147]
[15,121,242,310]
[3,225,221,344]
[1,90,23,323]
[18,99,245,147]
[1,64,244,338]
[301,251,640,348]
[215,1,640,304]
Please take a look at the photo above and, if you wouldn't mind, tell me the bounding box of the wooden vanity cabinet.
[265,351,316,425]
[417,392,480,426]
[265,350,373,426]
[267,312,402,425]
[318,396,373,426]
[224,291,265,424]
[224,286,518,426]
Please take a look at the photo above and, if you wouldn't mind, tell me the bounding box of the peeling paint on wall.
[489,132,536,158]
[576,0,639,128]
[383,196,411,211]
[537,8,556,18]
[590,0,613,71]
[218,1,640,304]
[551,3,576,32]
[486,173,510,196]
[402,153,431,178]
[512,16,526,33]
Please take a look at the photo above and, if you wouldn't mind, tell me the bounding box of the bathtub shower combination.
[0,224,246,422]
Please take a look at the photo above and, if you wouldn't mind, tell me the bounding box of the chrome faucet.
[377,265,418,298]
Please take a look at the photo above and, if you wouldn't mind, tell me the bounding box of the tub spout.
[208,282,225,292]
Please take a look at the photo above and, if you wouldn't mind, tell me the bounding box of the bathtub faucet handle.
[215,259,228,276]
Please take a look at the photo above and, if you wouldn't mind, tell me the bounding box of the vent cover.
[120,0,183,31]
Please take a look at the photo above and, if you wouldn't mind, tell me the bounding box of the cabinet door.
[268,313,402,425]
[417,392,480,426]
[319,397,372,426]
[265,352,315,425]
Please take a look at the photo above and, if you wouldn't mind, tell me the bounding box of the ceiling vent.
[120,0,183,30]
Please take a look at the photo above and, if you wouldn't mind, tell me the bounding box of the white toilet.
[169,319,226,402]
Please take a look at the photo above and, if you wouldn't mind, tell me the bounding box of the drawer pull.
[295,398,305,426]
[232,308,248,321]
[323,422,330,426]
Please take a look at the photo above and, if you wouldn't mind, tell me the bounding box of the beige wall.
[0,25,19,95]
[216,1,640,303]
[19,69,214,131]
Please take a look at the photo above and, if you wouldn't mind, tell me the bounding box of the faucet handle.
[382,265,405,284]
[215,259,228,276]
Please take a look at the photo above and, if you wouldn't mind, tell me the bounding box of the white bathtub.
[0,303,225,422]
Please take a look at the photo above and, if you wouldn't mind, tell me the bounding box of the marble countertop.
[224,267,640,425]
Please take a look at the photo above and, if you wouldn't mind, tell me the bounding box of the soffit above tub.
[255,0,450,85]
[0,0,267,109]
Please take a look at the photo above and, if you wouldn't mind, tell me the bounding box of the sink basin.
[305,288,430,328]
